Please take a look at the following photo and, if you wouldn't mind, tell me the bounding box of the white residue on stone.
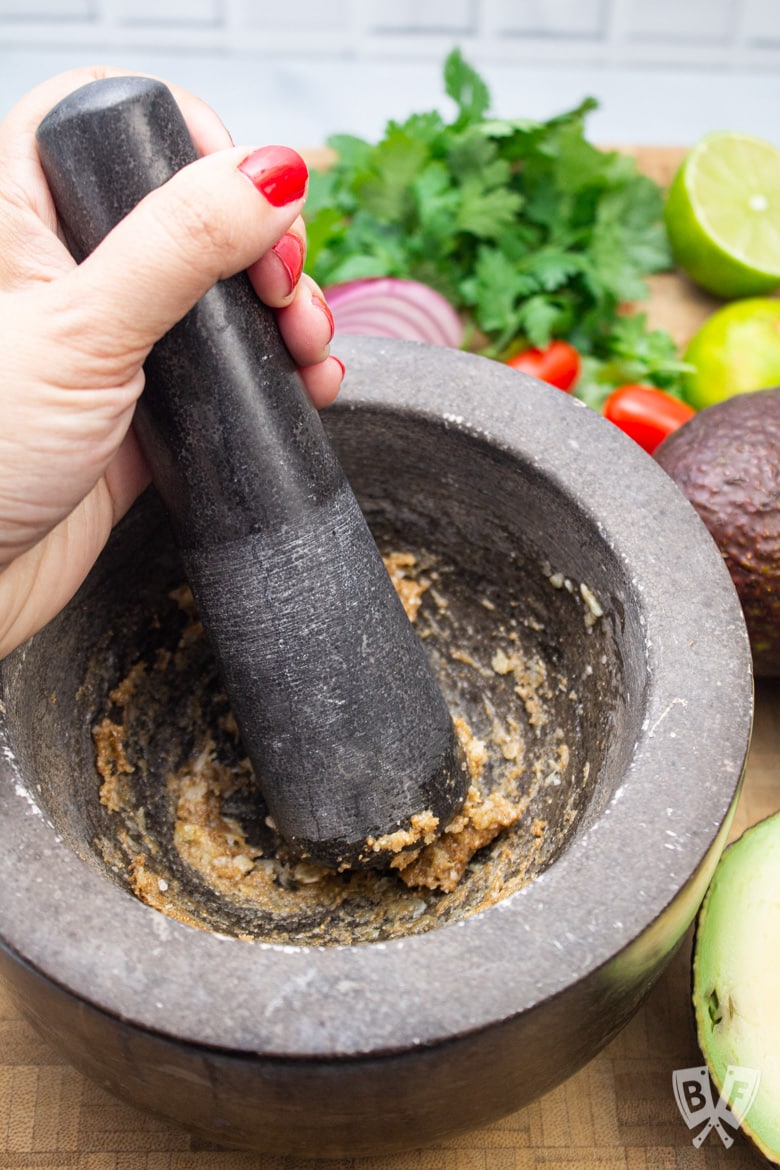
[647,697,689,739]
[13,777,47,820]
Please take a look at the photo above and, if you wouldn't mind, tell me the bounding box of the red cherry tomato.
[603,384,696,454]
[506,340,580,391]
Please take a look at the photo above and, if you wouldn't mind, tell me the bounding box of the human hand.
[0,66,343,658]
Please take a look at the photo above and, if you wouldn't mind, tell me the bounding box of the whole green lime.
[665,131,780,299]
[683,297,780,409]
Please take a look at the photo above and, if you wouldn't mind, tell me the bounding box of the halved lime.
[665,132,780,298]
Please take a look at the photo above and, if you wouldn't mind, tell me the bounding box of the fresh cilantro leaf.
[444,47,491,125]
[303,205,345,273]
[516,295,567,349]
[325,133,373,175]
[588,223,651,303]
[608,313,692,381]
[392,110,447,147]
[549,124,613,196]
[321,253,395,283]
[622,223,673,274]
[445,126,500,176]
[352,128,431,222]
[303,167,339,215]
[455,178,523,240]
[522,248,585,292]
[478,117,543,139]
[412,163,461,240]
[459,247,535,335]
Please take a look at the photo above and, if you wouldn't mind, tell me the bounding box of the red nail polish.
[312,292,335,342]
[330,354,345,379]
[238,145,308,206]
[272,232,305,295]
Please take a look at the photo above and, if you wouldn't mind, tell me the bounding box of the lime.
[683,297,780,408]
[665,132,780,298]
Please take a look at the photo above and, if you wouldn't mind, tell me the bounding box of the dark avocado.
[655,387,780,677]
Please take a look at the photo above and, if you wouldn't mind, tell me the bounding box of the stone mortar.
[0,337,753,1157]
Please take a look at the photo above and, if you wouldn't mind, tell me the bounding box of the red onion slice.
[324,278,463,349]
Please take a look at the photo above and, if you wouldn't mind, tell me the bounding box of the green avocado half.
[693,812,780,1161]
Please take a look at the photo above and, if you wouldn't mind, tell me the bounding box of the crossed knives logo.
[672,1065,760,1148]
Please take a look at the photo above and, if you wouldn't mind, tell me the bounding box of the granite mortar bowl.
[0,337,753,1156]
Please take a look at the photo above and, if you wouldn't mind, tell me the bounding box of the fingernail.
[238,145,308,206]
[272,232,306,295]
[330,354,345,380]
[312,292,335,342]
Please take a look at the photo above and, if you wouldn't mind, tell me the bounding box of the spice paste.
[93,544,593,945]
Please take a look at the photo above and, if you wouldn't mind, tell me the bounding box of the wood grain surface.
[1,147,777,1169]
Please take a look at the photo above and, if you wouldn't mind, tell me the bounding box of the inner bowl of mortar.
[0,337,752,1156]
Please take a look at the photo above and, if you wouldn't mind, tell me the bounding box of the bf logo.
[672,1065,760,1148]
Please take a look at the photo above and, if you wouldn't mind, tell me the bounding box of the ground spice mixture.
[92,544,598,946]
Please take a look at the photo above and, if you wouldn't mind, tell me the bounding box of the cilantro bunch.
[304,49,690,405]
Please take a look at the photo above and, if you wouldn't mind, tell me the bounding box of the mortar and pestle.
[0,79,754,1156]
[34,76,472,873]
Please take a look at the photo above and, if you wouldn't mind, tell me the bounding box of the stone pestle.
[36,75,469,869]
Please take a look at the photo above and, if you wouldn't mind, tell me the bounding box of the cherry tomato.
[603,384,696,454]
[506,340,580,391]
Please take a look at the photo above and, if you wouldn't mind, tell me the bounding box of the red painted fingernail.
[272,232,305,295]
[330,354,345,379]
[312,292,335,342]
[238,145,308,206]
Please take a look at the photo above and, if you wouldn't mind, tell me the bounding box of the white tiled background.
[1,0,779,148]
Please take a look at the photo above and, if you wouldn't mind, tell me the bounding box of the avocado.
[693,813,780,1162]
[655,387,780,676]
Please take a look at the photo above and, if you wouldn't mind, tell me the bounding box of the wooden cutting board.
[1,147,777,1170]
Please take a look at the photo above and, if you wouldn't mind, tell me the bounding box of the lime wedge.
[665,132,780,298]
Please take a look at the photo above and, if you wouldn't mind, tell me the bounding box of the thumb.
[46,143,308,387]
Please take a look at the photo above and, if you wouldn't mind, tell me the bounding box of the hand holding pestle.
[35,76,469,869]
